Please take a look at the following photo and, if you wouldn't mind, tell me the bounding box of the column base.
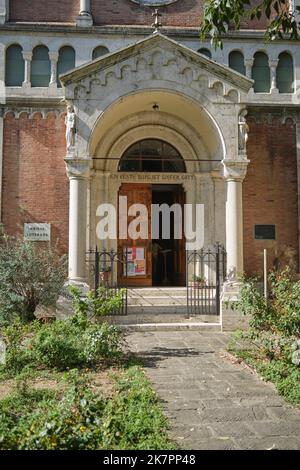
[221,280,249,332]
[64,279,90,294]
[76,14,93,27]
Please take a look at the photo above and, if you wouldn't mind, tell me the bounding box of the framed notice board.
[254,225,276,240]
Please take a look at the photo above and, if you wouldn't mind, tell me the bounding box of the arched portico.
[60,33,252,289]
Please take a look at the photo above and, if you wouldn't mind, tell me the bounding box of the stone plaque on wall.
[24,223,51,241]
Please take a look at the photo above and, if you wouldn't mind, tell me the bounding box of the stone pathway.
[127,331,300,450]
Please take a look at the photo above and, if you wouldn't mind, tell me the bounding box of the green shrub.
[0,320,38,375]
[69,285,125,319]
[1,312,125,371]
[0,235,67,324]
[32,319,86,369]
[235,268,300,337]
[32,317,124,370]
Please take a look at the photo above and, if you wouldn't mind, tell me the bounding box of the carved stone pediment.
[60,33,252,105]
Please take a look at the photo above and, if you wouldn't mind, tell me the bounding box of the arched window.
[57,46,76,87]
[119,139,186,173]
[197,48,212,59]
[229,51,246,75]
[5,44,24,86]
[92,46,109,60]
[252,52,270,93]
[31,46,51,87]
[276,52,294,93]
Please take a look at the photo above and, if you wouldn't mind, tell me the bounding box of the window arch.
[31,46,51,87]
[276,52,294,93]
[5,44,25,86]
[252,52,270,93]
[119,139,186,173]
[57,46,76,87]
[92,46,109,60]
[229,51,246,75]
[197,48,212,59]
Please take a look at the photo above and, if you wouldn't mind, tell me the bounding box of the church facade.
[0,0,299,293]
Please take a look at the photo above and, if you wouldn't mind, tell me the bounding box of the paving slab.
[127,330,300,450]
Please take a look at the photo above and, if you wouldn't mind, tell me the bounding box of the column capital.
[222,158,249,182]
[244,58,254,67]
[269,59,279,68]
[65,155,92,179]
[49,52,59,62]
[22,51,32,61]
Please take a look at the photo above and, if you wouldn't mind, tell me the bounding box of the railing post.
[215,244,220,315]
[95,246,99,295]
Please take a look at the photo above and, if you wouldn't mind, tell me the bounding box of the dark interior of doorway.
[152,184,184,287]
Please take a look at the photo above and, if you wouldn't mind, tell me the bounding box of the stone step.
[128,296,187,306]
[127,288,187,297]
[118,322,222,332]
[107,312,220,324]
[127,304,189,314]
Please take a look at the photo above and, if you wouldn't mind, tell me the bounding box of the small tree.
[0,234,67,324]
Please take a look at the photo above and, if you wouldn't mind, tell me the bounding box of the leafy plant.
[200,0,299,49]
[69,285,125,319]
[31,316,125,370]
[234,269,300,336]
[0,234,67,324]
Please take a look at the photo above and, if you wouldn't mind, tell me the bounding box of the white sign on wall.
[24,223,51,241]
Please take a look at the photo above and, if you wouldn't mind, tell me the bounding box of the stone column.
[269,59,279,93]
[65,155,92,287]
[0,0,9,25]
[244,58,253,80]
[22,51,32,88]
[49,52,59,87]
[221,158,249,331]
[223,159,249,284]
[77,0,93,27]
[211,169,226,246]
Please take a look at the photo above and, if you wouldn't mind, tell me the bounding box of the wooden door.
[118,183,152,286]
[173,186,186,286]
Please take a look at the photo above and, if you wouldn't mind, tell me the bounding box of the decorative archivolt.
[73,48,241,103]
[3,108,65,119]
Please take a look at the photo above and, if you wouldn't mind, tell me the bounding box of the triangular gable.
[60,32,253,92]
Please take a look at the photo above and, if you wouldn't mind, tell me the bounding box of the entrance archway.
[89,90,227,289]
[118,138,186,287]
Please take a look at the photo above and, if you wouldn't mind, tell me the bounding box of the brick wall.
[1,112,69,254]
[9,0,269,29]
[9,0,79,23]
[243,115,298,276]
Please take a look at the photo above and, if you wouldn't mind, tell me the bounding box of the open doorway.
[152,184,186,286]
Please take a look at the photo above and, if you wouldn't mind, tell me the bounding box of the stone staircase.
[107,287,221,331]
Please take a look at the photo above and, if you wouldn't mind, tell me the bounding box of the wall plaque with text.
[24,223,51,241]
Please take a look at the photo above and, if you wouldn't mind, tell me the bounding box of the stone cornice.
[0,24,299,44]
